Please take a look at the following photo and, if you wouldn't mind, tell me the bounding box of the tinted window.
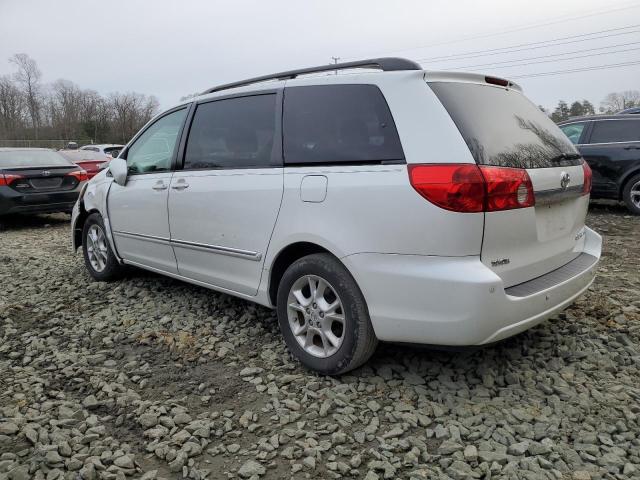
[104,147,122,157]
[430,82,580,168]
[184,94,277,169]
[560,123,586,145]
[0,150,72,168]
[590,120,640,144]
[283,85,404,165]
[126,108,187,174]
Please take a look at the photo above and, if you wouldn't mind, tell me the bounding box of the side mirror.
[109,157,128,186]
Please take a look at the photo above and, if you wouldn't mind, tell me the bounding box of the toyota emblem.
[560,171,571,190]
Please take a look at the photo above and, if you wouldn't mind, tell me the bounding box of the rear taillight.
[581,161,592,195]
[408,164,485,213]
[0,173,23,186]
[408,164,535,213]
[480,165,535,211]
[68,169,88,182]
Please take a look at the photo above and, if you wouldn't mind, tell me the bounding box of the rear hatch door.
[429,79,589,287]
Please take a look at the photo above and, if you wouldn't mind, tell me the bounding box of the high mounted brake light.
[485,76,510,88]
[408,164,535,213]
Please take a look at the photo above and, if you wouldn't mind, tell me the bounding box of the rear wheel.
[276,253,377,375]
[82,213,123,281]
[622,174,640,215]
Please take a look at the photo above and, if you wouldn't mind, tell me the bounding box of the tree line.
[0,54,160,146]
[545,90,640,123]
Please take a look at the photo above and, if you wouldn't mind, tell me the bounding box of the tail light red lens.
[408,164,535,213]
[68,169,88,182]
[0,173,23,186]
[479,165,535,211]
[581,161,592,195]
[408,164,485,212]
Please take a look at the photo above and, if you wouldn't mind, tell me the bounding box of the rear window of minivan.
[429,82,581,169]
[283,85,404,165]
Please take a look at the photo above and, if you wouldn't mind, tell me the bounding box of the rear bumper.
[343,227,602,346]
[0,186,80,215]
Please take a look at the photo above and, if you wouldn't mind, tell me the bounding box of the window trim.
[177,89,283,171]
[282,83,406,167]
[121,104,192,176]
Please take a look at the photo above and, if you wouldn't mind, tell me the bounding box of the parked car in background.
[59,150,111,179]
[0,148,87,216]
[80,144,124,158]
[559,114,640,214]
[72,58,601,374]
[618,107,640,115]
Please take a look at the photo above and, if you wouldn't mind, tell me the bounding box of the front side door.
[168,92,283,295]
[108,107,188,273]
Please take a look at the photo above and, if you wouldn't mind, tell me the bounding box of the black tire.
[276,253,378,375]
[82,213,124,281]
[622,173,640,215]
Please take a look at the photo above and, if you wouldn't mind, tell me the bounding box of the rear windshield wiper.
[550,152,582,163]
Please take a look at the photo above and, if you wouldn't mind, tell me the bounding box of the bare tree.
[0,53,159,145]
[50,79,85,140]
[0,75,25,139]
[109,92,159,143]
[600,90,640,113]
[9,53,42,140]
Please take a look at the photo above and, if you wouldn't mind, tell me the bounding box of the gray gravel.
[0,202,639,480]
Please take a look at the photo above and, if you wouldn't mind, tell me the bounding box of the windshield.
[429,82,582,168]
[0,150,72,168]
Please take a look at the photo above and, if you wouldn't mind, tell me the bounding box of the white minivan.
[71,58,601,374]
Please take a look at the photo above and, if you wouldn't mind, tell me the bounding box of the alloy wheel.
[86,224,109,273]
[287,274,345,358]
[630,180,640,209]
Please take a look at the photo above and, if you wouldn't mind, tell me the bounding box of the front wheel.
[276,253,378,375]
[622,174,640,215]
[82,213,124,281]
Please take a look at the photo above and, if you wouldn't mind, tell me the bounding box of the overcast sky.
[1,0,639,111]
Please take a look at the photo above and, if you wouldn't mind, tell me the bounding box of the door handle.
[171,180,189,190]
[623,146,640,150]
[152,181,168,191]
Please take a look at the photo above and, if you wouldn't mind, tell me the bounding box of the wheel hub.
[287,274,345,358]
[86,224,109,273]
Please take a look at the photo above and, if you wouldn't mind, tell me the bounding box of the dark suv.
[559,115,640,214]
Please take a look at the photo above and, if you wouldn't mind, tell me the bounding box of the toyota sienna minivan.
[71,58,601,374]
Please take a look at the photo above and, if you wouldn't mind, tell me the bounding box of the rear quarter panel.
[265,73,485,267]
[265,165,484,266]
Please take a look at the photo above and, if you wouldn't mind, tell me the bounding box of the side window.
[283,84,404,165]
[184,94,277,170]
[126,108,187,174]
[590,120,640,144]
[559,123,586,145]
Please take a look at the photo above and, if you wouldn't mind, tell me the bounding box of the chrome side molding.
[113,230,262,261]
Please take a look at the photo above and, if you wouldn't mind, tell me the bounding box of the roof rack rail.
[202,57,422,95]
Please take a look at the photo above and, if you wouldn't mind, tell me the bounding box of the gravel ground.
[1,202,639,480]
